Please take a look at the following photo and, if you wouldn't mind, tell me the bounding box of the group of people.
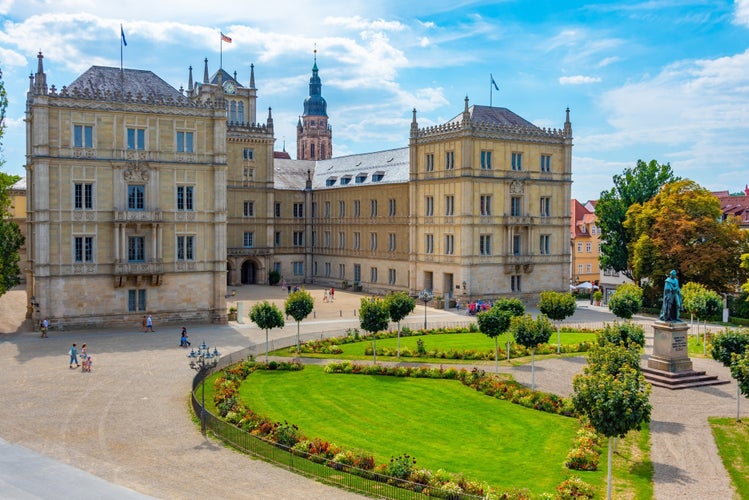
[467,300,492,315]
[322,287,335,303]
[68,343,92,372]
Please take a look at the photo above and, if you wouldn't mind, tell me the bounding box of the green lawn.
[709,417,749,498]
[272,331,597,361]
[236,365,602,495]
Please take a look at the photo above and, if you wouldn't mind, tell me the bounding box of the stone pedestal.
[647,321,692,372]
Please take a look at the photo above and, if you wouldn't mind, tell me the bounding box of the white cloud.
[419,37,430,47]
[598,56,620,68]
[559,75,601,85]
[323,16,406,32]
[733,0,749,27]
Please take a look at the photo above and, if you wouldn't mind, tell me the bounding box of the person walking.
[179,327,191,348]
[142,316,147,333]
[330,287,335,302]
[69,343,79,369]
[40,318,49,338]
[146,314,155,333]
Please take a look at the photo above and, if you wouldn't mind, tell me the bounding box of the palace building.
[25,52,572,329]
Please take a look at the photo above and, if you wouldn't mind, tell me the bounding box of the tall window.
[177,186,193,211]
[425,234,434,254]
[480,235,491,256]
[540,234,550,255]
[445,195,454,216]
[177,235,194,260]
[127,127,145,150]
[388,199,396,216]
[238,102,245,123]
[425,153,434,172]
[586,263,592,273]
[425,196,434,216]
[388,268,396,285]
[274,232,281,247]
[243,201,254,217]
[243,232,254,248]
[586,242,592,253]
[389,233,396,252]
[293,262,304,275]
[128,237,145,262]
[578,264,583,274]
[311,202,317,218]
[324,231,331,248]
[293,202,304,218]
[353,200,361,217]
[274,203,281,218]
[480,150,492,169]
[353,232,361,250]
[243,148,254,160]
[74,236,94,262]
[128,289,147,312]
[293,231,304,247]
[540,154,551,172]
[577,242,583,253]
[513,234,521,255]
[325,262,331,277]
[324,201,331,218]
[445,234,454,255]
[445,151,455,170]
[354,264,361,283]
[370,267,378,283]
[339,264,346,279]
[74,125,93,148]
[339,201,345,218]
[128,185,145,210]
[540,197,551,217]
[311,231,316,247]
[369,199,378,217]
[176,131,193,153]
[511,152,522,171]
[339,232,345,249]
[511,275,522,292]
[74,183,93,210]
[480,195,492,216]
[511,196,522,216]
[370,232,377,250]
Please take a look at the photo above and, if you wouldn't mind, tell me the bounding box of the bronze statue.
[659,269,682,322]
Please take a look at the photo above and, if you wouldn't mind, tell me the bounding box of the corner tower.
[297,51,332,160]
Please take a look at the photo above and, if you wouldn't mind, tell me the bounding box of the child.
[82,354,92,372]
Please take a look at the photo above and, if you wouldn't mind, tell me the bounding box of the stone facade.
[26,51,573,329]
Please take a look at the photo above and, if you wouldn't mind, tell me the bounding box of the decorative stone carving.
[124,162,149,182]
[510,180,524,194]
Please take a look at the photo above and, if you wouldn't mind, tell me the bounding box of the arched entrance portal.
[241,260,256,284]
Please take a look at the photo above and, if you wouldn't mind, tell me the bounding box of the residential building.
[713,185,749,230]
[570,199,600,287]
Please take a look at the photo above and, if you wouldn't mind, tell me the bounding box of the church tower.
[297,51,332,160]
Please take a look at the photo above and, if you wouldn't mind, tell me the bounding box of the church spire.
[297,47,332,160]
[249,63,256,89]
[34,51,48,95]
[203,58,209,84]
[187,65,194,94]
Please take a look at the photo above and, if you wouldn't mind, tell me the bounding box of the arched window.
[230,101,237,123]
[238,102,245,124]
[310,143,315,159]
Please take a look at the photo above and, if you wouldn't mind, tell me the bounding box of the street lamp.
[418,289,432,330]
[188,341,221,436]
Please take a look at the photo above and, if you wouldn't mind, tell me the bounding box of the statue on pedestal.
[659,269,682,322]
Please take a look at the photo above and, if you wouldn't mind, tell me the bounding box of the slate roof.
[66,66,183,100]
[272,147,410,191]
[447,104,540,129]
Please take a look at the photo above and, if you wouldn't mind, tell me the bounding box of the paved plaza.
[0,284,744,499]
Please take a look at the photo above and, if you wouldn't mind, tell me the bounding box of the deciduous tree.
[625,180,749,293]
[607,283,643,320]
[359,297,390,364]
[492,298,525,361]
[285,289,314,353]
[510,314,553,390]
[477,306,512,374]
[711,329,749,421]
[385,292,416,357]
[250,301,285,363]
[0,67,24,297]
[595,159,678,280]
[538,290,576,353]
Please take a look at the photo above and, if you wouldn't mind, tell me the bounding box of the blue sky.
[1,0,749,202]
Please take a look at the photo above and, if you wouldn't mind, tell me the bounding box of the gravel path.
[0,286,744,499]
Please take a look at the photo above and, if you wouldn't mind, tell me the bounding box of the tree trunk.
[296,321,301,354]
[607,436,613,500]
[265,329,269,363]
[494,337,499,375]
[397,321,401,357]
[556,323,561,354]
[531,348,536,390]
[373,336,377,364]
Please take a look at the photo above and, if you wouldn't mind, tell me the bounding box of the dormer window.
[340,176,351,185]
[355,173,367,184]
[326,177,337,187]
[372,171,385,182]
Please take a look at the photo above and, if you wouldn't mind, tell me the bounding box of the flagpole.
[120,26,124,72]
[220,34,223,70]
[490,75,493,107]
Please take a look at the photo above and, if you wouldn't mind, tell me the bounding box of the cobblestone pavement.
[0,285,744,499]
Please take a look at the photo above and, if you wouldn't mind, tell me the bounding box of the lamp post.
[188,341,221,436]
[418,289,432,330]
